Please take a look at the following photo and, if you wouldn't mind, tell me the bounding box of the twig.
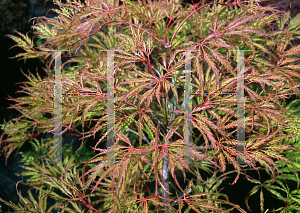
[151,65,162,78]
[178,101,185,111]
[162,153,170,212]
[171,188,192,207]
[72,127,94,135]
[168,77,177,126]
[153,117,166,134]
[125,128,151,144]
[161,75,177,212]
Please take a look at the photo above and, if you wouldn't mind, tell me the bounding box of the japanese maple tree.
[1,0,300,212]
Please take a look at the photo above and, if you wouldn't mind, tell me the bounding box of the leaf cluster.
[1,0,300,212]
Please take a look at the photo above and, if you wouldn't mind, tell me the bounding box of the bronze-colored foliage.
[1,0,300,212]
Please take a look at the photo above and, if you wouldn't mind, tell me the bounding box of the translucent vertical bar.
[107,50,115,164]
[53,50,63,165]
[236,50,246,164]
[184,50,193,163]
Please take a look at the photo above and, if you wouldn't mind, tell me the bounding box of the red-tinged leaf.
[168,155,184,193]
[170,109,185,114]
[284,44,300,56]
[113,50,141,62]
[278,57,300,66]
[118,106,136,111]
[117,159,130,199]
[253,41,274,56]
[82,100,98,120]
[138,117,143,146]
[194,57,205,86]
[165,125,180,143]
[160,52,168,71]
[226,14,267,31]
[222,149,237,164]
[143,114,156,134]
[134,68,156,79]
[208,47,235,76]
[89,164,116,193]
[225,31,254,50]
[245,185,260,211]
[158,178,172,195]
[118,83,148,108]
[116,131,132,146]
[169,83,179,106]
[192,117,218,150]
[217,153,226,171]
[138,87,155,109]
[140,155,153,168]
[278,35,292,54]
[166,125,184,140]
[191,150,219,168]
[254,57,276,67]
[203,53,220,92]
[168,50,185,69]
[242,28,268,36]
[209,39,234,49]
[284,65,300,70]
[118,78,153,86]
[155,84,162,108]
[244,86,264,104]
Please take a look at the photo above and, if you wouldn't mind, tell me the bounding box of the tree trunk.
[162,152,170,212]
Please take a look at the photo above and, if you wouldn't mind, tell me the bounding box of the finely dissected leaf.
[285,43,300,56]
[1,0,300,212]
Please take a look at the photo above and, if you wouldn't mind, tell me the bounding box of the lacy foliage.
[1,0,300,212]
